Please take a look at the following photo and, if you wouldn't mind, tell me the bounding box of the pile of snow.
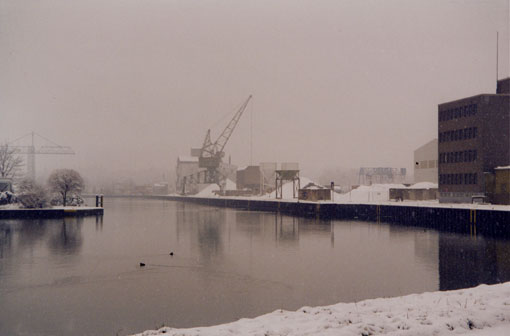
[195,179,237,197]
[266,177,317,199]
[134,282,510,336]
[408,182,438,189]
[335,184,406,203]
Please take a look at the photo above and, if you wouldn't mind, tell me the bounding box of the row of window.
[439,127,477,143]
[440,173,478,185]
[439,150,477,163]
[439,104,477,121]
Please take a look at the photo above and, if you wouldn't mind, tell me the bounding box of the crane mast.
[181,95,252,190]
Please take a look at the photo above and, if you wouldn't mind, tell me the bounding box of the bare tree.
[0,143,23,178]
[48,169,84,206]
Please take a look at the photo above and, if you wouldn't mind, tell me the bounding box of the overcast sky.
[1,0,508,185]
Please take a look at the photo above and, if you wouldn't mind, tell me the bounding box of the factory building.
[236,166,262,193]
[414,139,438,184]
[175,155,199,193]
[438,78,510,203]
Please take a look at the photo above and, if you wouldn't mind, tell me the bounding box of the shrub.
[16,179,49,208]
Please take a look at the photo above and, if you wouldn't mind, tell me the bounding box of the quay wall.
[0,207,104,219]
[146,195,510,238]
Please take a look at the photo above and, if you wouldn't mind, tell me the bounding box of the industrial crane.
[181,95,252,194]
[7,132,75,180]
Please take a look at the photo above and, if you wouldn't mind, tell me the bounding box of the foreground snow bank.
[134,282,510,336]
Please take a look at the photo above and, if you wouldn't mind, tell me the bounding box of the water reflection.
[47,218,83,255]
[0,217,84,259]
[1,199,510,336]
[439,235,510,290]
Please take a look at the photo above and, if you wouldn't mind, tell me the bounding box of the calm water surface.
[1,198,509,336]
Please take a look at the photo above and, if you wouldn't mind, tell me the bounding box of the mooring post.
[330,182,334,202]
[95,195,99,207]
[100,194,104,207]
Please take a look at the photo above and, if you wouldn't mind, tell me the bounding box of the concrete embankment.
[0,207,104,219]
[143,195,510,238]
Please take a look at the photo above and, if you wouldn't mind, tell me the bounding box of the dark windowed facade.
[438,78,510,203]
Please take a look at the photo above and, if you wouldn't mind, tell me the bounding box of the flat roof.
[178,156,199,163]
[438,93,510,108]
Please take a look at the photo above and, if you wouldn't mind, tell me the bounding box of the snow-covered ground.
[174,179,510,211]
[195,179,237,197]
[134,282,510,336]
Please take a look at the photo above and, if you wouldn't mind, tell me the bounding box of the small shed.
[493,166,510,205]
[0,178,13,192]
[298,183,331,201]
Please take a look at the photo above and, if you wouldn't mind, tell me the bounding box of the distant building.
[358,167,406,185]
[236,166,262,193]
[438,77,510,203]
[0,178,13,192]
[175,156,199,193]
[414,139,438,184]
[153,182,169,195]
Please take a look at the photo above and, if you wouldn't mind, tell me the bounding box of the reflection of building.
[414,139,438,183]
[438,78,510,203]
[438,234,510,290]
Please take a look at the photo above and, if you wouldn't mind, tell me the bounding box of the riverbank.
[135,282,510,336]
[0,206,103,219]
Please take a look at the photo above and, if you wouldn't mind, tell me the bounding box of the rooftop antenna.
[496,31,499,83]
[250,97,253,165]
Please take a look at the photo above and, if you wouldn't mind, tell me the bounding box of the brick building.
[438,78,510,203]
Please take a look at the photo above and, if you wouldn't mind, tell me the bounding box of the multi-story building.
[438,78,510,203]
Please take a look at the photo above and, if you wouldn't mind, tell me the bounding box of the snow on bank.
[134,282,510,336]
[265,177,316,199]
[195,179,237,197]
[335,184,406,203]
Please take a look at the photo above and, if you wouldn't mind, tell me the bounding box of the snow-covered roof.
[178,156,199,163]
[407,182,438,189]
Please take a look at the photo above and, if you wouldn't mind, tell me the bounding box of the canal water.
[1,198,509,336]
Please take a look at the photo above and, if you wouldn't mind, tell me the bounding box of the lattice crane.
[7,132,75,180]
[180,95,252,194]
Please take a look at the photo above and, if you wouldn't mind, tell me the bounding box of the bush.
[50,193,85,207]
[0,191,16,205]
[16,179,49,208]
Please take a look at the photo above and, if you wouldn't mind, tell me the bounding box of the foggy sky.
[1,0,509,185]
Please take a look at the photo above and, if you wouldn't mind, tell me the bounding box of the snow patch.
[133,282,510,336]
[195,179,237,197]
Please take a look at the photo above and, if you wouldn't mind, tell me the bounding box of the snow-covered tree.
[0,143,23,178]
[48,169,84,206]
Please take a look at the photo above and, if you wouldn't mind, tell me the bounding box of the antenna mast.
[496,31,499,82]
